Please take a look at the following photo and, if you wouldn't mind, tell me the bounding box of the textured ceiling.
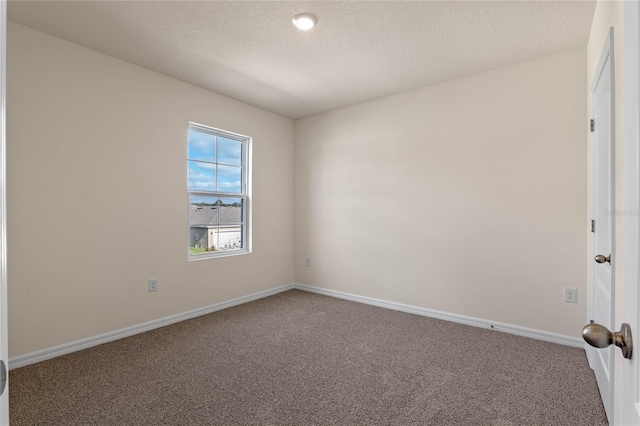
[8,1,596,119]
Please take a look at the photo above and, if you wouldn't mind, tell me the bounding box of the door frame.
[0,0,8,423]
[620,0,640,424]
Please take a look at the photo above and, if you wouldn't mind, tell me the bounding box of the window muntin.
[188,123,249,258]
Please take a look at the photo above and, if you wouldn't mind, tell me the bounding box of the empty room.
[2,0,640,425]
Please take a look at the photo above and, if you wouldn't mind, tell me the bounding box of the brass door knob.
[582,322,633,359]
[595,254,611,264]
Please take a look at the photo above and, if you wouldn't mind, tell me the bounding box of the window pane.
[188,128,216,162]
[189,195,219,254]
[219,198,243,250]
[218,198,243,251]
[218,137,242,166]
[217,226,243,251]
[218,198,243,225]
[217,165,242,193]
[188,161,216,192]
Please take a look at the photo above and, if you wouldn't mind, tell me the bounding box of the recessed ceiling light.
[292,13,317,31]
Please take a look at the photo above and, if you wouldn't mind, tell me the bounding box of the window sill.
[188,249,251,262]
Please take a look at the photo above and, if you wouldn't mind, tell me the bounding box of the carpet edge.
[294,283,585,349]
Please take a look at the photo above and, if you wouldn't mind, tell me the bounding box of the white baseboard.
[10,282,584,370]
[293,283,584,348]
[9,283,295,370]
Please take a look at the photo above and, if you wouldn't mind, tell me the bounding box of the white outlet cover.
[564,287,577,303]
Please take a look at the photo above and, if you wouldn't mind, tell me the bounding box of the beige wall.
[7,23,294,357]
[294,49,588,337]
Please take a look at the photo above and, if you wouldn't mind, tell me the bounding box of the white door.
[587,27,616,423]
[0,0,8,423]
[621,1,640,424]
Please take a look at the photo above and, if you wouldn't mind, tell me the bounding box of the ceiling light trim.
[292,13,317,31]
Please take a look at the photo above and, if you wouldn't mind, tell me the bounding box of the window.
[188,123,250,259]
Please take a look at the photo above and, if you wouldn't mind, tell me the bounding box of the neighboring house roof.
[190,205,241,226]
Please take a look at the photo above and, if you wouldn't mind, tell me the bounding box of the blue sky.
[188,128,243,193]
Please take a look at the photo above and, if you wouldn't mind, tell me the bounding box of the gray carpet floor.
[10,289,607,425]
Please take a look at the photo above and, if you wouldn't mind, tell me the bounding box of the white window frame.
[187,122,251,260]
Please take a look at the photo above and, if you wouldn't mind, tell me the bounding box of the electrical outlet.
[149,278,158,292]
[564,287,577,303]
[305,257,311,267]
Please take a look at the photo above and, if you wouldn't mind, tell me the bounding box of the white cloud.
[189,180,216,190]
[218,180,241,189]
